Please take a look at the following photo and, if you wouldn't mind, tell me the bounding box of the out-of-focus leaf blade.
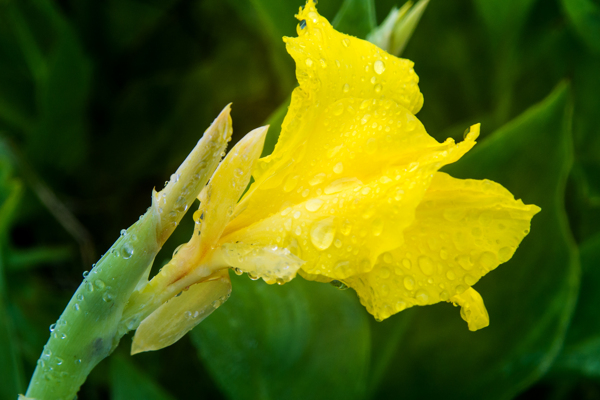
[551,232,600,377]
[373,82,579,399]
[110,355,176,400]
[0,159,26,399]
[191,273,370,400]
[472,0,538,45]
[332,0,376,39]
[561,0,600,54]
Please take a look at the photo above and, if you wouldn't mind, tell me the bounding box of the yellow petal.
[221,128,480,282]
[213,242,305,284]
[451,287,489,331]
[225,101,479,241]
[131,270,231,354]
[196,125,268,256]
[250,0,423,185]
[123,126,267,327]
[344,172,540,322]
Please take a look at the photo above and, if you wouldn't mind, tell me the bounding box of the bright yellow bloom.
[124,0,540,353]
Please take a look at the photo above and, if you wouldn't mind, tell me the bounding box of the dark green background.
[1,0,599,398]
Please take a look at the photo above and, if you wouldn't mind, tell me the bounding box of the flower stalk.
[24,106,233,400]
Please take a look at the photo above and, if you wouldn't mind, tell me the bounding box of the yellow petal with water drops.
[122,126,267,328]
[131,270,231,354]
[221,128,480,282]
[344,171,540,323]
[212,242,305,284]
[451,287,489,331]
[225,103,478,244]
[196,125,268,257]
[251,0,423,184]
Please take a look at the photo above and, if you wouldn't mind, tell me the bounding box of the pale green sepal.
[366,0,430,57]
[131,271,231,354]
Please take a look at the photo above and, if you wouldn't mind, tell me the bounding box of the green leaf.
[372,82,579,399]
[110,355,176,400]
[561,0,600,54]
[0,158,26,399]
[472,0,538,45]
[551,232,600,377]
[568,54,600,242]
[191,274,370,400]
[107,0,180,50]
[332,0,376,39]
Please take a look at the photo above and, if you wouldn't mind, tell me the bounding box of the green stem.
[24,106,233,400]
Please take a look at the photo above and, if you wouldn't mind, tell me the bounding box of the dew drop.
[332,102,345,116]
[446,270,456,280]
[309,173,326,186]
[498,246,515,262]
[374,60,386,74]
[479,251,498,271]
[82,271,89,278]
[464,274,477,285]
[374,84,382,93]
[94,279,106,290]
[49,323,56,332]
[415,289,429,305]
[439,248,449,260]
[234,267,243,276]
[418,255,434,275]
[305,58,313,67]
[403,276,415,290]
[343,83,350,93]
[342,38,350,47]
[402,258,412,269]
[340,220,352,235]
[330,280,349,290]
[334,238,342,248]
[305,199,324,212]
[457,255,474,270]
[333,162,344,174]
[120,243,134,259]
[102,292,114,302]
[283,175,299,192]
[310,218,335,250]
[379,267,390,279]
[372,218,384,236]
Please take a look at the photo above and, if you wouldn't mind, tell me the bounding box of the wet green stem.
[23,106,232,400]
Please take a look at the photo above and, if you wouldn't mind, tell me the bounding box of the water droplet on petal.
[305,199,324,212]
[310,217,335,250]
[403,276,415,290]
[333,163,344,174]
[418,255,434,275]
[374,60,385,74]
[415,289,429,305]
[372,218,383,236]
[305,58,313,67]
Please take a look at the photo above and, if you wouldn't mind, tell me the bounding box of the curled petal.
[131,270,231,354]
[451,287,489,331]
[344,172,540,322]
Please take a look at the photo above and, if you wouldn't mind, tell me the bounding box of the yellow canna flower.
[123,0,540,353]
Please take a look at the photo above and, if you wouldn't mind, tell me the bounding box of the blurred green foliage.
[0,0,599,398]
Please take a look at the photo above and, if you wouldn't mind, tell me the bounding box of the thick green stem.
[25,211,160,400]
[24,106,233,400]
